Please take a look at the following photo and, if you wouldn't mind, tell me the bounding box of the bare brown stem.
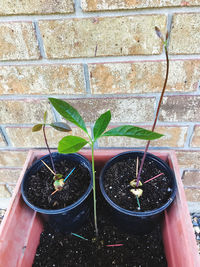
[136,44,169,186]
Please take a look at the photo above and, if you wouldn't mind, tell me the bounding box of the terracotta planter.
[0,149,199,267]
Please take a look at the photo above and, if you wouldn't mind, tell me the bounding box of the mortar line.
[1,54,200,66]
[33,21,46,59]
[0,90,200,100]
[185,124,195,148]
[83,64,91,94]
[0,7,200,21]
[74,0,84,17]
[0,126,11,146]
[1,121,197,128]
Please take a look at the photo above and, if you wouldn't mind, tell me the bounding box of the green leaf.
[49,98,88,134]
[58,136,88,154]
[102,125,163,140]
[43,111,47,124]
[32,124,43,132]
[93,110,111,141]
[50,122,72,132]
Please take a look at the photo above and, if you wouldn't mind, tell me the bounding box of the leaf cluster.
[48,98,163,153]
[32,110,72,133]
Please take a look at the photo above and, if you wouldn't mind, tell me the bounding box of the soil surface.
[103,156,173,212]
[33,194,167,267]
[25,159,91,210]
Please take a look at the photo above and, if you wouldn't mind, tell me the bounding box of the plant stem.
[91,142,98,236]
[43,124,56,174]
[136,44,169,187]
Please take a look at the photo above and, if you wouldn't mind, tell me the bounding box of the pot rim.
[21,152,93,215]
[99,150,177,217]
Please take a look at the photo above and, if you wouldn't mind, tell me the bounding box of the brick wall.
[0,0,200,208]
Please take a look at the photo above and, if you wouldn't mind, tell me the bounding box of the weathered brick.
[6,127,90,148]
[98,126,188,148]
[183,171,200,187]
[0,0,74,15]
[0,151,28,167]
[184,188,200,202]
[169,13,200,54]
[65,97,155,123]
[176,151,200,170]
[159,96,200,122]
[0,132,6,147]
[0,22,40,61]
[0,169,21,183]
[0,99,53,124]
[81,0,200,11]
[39,15,166,58]
[89,60,199,94]
[191,125,200,147]
[0,65,85,95]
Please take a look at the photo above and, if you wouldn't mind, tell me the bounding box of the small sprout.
[53,179,64,191]
[53,173,63,181]
[130,188,143,198]
[32,111,72,175]
[130,179,142,188]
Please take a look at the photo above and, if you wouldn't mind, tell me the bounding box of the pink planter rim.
[0,149,199,267]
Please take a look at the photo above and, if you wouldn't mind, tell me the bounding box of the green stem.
[91,142,98,236]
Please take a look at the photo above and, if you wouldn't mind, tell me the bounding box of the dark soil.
[25,159,91,210]
[33,194,167,267]
[103,156,173,212]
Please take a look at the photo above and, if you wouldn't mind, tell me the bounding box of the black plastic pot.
[21,152,93,233]
[99,151,177,234]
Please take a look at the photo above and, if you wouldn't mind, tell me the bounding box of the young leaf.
[58,136,88,154]
[32,124,43,132]
[50,122,72,132]
[43,111,47,124]
[102,125,163,140]
[93,110,111,141]
[49,98,88,134]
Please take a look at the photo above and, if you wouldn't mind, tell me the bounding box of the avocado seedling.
[49,98,163,236]
[32,111,72,192]
[135,27,170,189]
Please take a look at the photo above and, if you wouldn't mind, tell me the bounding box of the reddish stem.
[136,44,169,186]
[43,124,56,174]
